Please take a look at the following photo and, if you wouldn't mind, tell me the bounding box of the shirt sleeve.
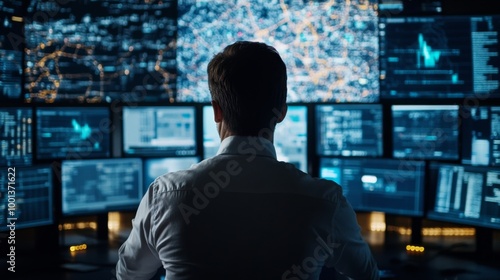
[326,195,380,280]
[116,184,162,280]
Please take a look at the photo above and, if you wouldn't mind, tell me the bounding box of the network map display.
[0,107,32,167]
[0,0,23,100]
[379,15,500,99]
[143,157,199,192]
[177,0,379,103]
[319,157,425,216]
[392,105,459,160]
[428,163,500,230]
[462,106,500,166]
[122,106,197,157]
[202,105,308,172]
[62,158,143,216]
[0,165,53,231]
[316,104,383,157]
[36,107,111,160]
[24,0,177,103]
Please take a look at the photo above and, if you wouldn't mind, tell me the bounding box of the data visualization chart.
[36,107,110,160]
[24,0,177,103]
[380,16,500,99]
[177,0,379,103]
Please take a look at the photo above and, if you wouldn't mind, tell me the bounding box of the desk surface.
[1,216,499,280]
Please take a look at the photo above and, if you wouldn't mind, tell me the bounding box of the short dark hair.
[207,41,287,136]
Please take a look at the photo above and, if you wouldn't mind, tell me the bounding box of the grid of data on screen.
[0,108,33,167]
[316,104,383,157]
[36,107,111,160]
[461,106,500,167]
[0,166,53,230]
[122,106,197,157]
[392,105,459,160]
[428,163,500,229]
[177,0,379,103]
[319,157,425,216]
[24,0,177,103]
[0,0,23,101]
[61,158,143,216]
[379,15,500,99]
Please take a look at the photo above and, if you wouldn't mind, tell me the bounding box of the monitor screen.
[275,105,308,172]
[122,106,197,157]
[427,163,500,229]
[0,107,32,166]
[36,107,111,160]
[461,106,500,166]
[176,0,379,103]
[0,0,23,100]
[0,165,53,231]
[202,105,219,159]
[143,157,199,192]
[319,157,425,216]
[62,158,143,216]
[24,0,176,103]
[392,105,459,160]
[203,105,308,172]
[316,104,383,157]
[379,15,500,99]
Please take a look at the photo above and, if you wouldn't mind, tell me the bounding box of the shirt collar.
[216,136,277,159]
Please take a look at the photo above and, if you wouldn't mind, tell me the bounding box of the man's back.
[116,136,379,280]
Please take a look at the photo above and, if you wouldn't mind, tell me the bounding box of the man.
[116,41,379,280]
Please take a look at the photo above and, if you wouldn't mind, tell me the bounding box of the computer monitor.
[61,158,143,216]
[0,0,23,100]
[0,165,53,231]
[319,157,425,216]
[36,106,111,160]
[392,105,459,160]
[461,106,500,166]
[0,107,32,166]
[202,105,309,172]
[176,0,379,103]
[275,105,308,172]
[202,105,220,159]
[24,0,176,103]
[427,162,500,230]
[143,157,200,192]
[379,15,500,99]
[316,104,383,157]
[122,106,197,157]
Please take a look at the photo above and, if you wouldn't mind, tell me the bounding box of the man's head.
[207,41,287,138]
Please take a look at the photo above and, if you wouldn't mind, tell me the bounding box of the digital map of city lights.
[24,0,177,103]
[176,0,379,103]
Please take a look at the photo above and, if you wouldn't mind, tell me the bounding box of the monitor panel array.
[1,0,499,232]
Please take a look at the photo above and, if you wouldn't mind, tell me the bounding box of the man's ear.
[277,104,288,123]
[212,100,223,123]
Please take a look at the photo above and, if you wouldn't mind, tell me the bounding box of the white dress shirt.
[116,136,379,280]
